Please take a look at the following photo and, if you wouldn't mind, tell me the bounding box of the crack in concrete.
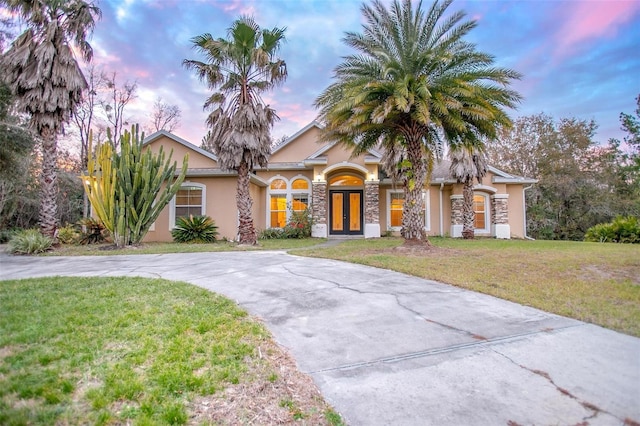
[281,264,511,342]
[308,324,583,374]
[493,349,627,424]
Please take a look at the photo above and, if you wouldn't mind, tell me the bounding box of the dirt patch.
[189,339,338,425]
[580,265,640,285]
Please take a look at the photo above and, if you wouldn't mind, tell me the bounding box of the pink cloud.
[553,0,640,59]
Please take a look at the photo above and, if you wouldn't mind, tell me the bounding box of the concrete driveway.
[1,250,638,425]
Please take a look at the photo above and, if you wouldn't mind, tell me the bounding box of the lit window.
[291,179,309,190]
[270,195,287,228]
[329,175,363,186]
[387,190,429,230]
[474,194,488,231]
[390,193,404,227]
[267,176,311,228]
[270,179,287,190]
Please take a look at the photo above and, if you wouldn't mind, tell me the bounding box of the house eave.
[492,177,538,184]
[144,130,218,162]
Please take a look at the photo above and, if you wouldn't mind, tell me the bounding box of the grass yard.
[0,277,341,425]
[47,238,325,256]
[293,237,640,337]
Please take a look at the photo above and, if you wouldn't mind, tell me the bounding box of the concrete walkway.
[1,250,638,425]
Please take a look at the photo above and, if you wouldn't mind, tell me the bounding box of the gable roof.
[143,130,218,162]
[271,121,324,154]
[429,159,537,184]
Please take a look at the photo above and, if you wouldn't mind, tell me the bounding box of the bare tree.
[149,97,181,133]
[71,65,105,169]
[102,71,137,146]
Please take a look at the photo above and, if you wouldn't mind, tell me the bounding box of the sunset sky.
[12,0,640,146]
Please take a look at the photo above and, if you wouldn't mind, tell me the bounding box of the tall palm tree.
[184,16,287,245]
[315,0,521,245]
[1,0,100,238]
[449,136,488,239]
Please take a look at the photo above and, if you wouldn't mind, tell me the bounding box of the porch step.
[327,235,364,240]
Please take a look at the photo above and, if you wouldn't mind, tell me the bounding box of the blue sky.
[86,0,640,145]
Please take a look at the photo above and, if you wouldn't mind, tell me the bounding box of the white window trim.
[386,189,430,232]
[266,175,311,228]
[169,182,206,229]
[474,192,490,234]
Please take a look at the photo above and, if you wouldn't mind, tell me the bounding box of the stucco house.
[142,121,536,242]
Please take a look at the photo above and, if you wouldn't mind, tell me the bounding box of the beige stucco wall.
[269,125,324,163]
[506,185,526,239]
[143,176,239,243]
[145,135,217,169]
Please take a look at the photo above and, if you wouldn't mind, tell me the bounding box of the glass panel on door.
[332,192,344,232]
[349,192,361,231]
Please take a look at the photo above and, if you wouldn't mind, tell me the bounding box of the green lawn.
[292,237,640,337]
[46,238,325,256]
[0,277,340,425]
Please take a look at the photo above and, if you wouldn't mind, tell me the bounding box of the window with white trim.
[267,176,311,228]
[473,193,490,232]
[169,182,205,228]
[386,189,430,231]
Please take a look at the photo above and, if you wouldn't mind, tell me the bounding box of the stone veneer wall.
[312,182,327,225]
[491,195,509,225]
[450,195,464,226]
[365,181,379,224]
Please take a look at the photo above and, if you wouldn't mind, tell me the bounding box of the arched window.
[169,182,206,228]
[473,193,490,232]
[291,178,310,216]
[329,174,363,186]
[267,176,311,228]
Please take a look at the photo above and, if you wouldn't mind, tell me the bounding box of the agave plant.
[171,215,219,243]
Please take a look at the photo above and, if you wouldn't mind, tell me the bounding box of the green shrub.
[171,215,219,243]
[0,228,17,243]
[285,208,312,238]
[259,208,312,240]
[57,224,80,245]
[584,216,640,243]
[7,229,53,254]
[259,228,285,239]
[76,218,109,245]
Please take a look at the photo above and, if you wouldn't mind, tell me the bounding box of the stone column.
[450,195,464,238]
[491,194,510,239]
[364,181,380,238]
[311,181,327,238]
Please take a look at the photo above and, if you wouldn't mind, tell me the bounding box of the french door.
[329,190,363,235]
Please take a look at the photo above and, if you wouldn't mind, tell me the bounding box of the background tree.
[0,82,37,231]
[102,71,137,147]
[315,0,520,245]
[148,97,181,133]
[449,137,488,239]
[184,16,287,245]
[1,0,100,238]
[486,112,639,240]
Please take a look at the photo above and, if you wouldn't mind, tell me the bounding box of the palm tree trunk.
[401,135,430,245]
[39,127,58,239]
[462,179,475,239]
[236,156,257,245]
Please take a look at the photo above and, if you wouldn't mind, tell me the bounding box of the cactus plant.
[81,125,188,247]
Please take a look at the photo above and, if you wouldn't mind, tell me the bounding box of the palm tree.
[315,0,521,245]
[1,0,100,238]
[449,136,488,239]
[184,16,287,245]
